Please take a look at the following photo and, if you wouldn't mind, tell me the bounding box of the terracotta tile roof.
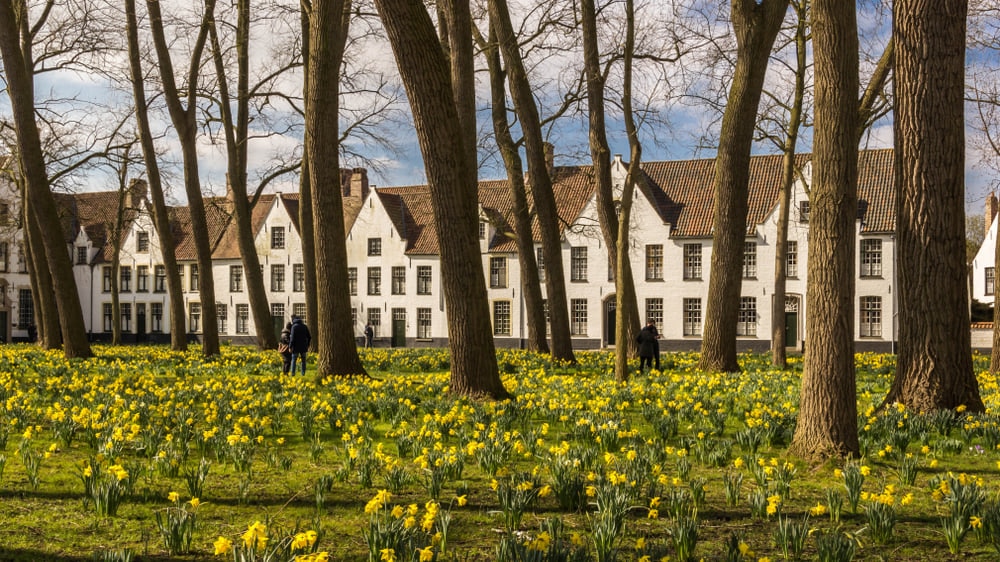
[52,189,140,263]
[211,194,277,260]
[856,149,896,233]
[167,199,230,261]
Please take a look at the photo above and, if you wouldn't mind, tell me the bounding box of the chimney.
[348,168,369,200]
[543,142,554,178]
[128,178,148,209]
[988,192,999,238]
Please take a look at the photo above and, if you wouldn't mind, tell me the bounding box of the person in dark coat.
[289,316,312,375]
[279,323,292,375]
[636,320,661,373]
[364,323,374,348]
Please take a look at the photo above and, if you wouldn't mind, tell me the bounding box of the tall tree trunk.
[21,179,60,348]
[789,0,860,459]
[699,0,788,373]
[580,0,641,355]
[125,0,186,350]
[489,0,574,362]
[479,23,549,353]
[110,176,127,346]
[208,0,276,350]
[885,0,984,412]
[375,0,509,399]
[300,6,318,353]
[306,0,366,377]
[615,0,641,382]
[147,0,220,356]
[0,0,91,358]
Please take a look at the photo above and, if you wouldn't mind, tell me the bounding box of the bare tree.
[374,0,509,399]
[789,0,860,459]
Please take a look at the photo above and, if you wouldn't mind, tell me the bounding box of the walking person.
[636,320,660,374]
[364,323,374,348]
[289,316,312,376]
[278,323,292,375]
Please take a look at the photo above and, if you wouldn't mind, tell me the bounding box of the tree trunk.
[306,0,366,377]
[110,179,127,346]
[885,0,984,412]
[788,0,860,459]
[0,0,91,359]
[22,180,60,348]
[147,0,220,356]
[580,0,641,356]
[375,0,508,399]
[208,0,276,350]
[489,0,575,363]
[479,23,548,353]
[300,8,318,353]
[700,0,788,373]
[125,0,186,350]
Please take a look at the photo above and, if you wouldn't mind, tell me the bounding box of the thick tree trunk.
[580,0,641,356]
[886,0,983,412]
[22,182,60,348]
[490,0,575,363]
[480,24,549,353]
[125,0,186,350]
[0,1,91,358]
[300,9,318,353]
[375,0,508,399]
[306,0,366,377]
[700,0,788,373]
[789,0,860,459]
[110,185,126,346]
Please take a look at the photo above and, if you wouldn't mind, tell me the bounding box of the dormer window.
[479,221,487,239]
[799,201,810,223]
[76,246,87,265]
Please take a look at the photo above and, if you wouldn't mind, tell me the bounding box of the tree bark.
[789,0,860,459]
[300,6,318,353]
[125,0,186,350]
[21,177,60,348]
[886,0,984,412]
[0,0,91,358]
[306,0,366,377]
[489,0,575,363]
[479,23,549,353]
[147,0,220,356]
[700,0,788,373]
[375,0,509,399]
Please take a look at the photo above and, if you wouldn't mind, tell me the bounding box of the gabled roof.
[53,189,142,264]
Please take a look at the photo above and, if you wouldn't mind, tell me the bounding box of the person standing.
[636,320,660,374]
[289,316,312,375]
[278,323,293,375]
[364,323,374,348]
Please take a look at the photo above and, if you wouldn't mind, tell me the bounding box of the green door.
[785,312,798,347]
[272,316,284,341]
[0,311,6,343]
[392,309,406,348]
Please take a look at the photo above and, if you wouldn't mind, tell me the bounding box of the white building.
[0,150,898,352]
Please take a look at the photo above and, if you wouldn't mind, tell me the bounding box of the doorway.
[391,308,406,348]
[784,295,800,349]
[136,304,147,343]
[604,296,616,347]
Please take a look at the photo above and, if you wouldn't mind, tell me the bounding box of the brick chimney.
[543,142,555,178]
[346,168,369,200]
[988,192,999,238]
[128,178,148,209]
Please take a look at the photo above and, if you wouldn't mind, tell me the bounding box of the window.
[137,266,149,292]
[479,221,487,239]
[799,200,810,222]
[217,304,228,333]
[189,302,201,333]
[17,243,26,272]
[120,266,132,292]
[189,264,199,292]
[236,304,250,334]
[489,257,507,288]
[417,266,432,295]
[571,299,588,336]
[860,296,882,337]
[271,303,285,324]
[368,238,382,256]
[786,241,798,278]
[352,307,357,326]
[271,264,285,292]
[683,298,701,336]
[368,267,381,295]
[987,267,996,296]
[608,254,615,282]
[293,264,305,292]
[392,266,406,295]
[18,289,34,329]
[121,303,132,333]
[537,248,546,282]
[646,298,663,327]
[102,266,113,292]
[417,308,432,339]
[860,239,882,277]
[230,265,244,292]
[293,303,306,319]
[136,231,149,252]
[0,242,8,272]
[342,267,354,295]
[493,301,511,336]
[742,242,757,279]
[368,308,381,336]
[177,264,185,290]
[103,303,113,332]
[542,300,551,335]
[154,265,166,292]
[271,226,285,249]
[737,297,757,336]
[645,245,663,281]
[76,246,88,265]
[151,303,163,333]
[570,247,588,282]
[683,244,702,280]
